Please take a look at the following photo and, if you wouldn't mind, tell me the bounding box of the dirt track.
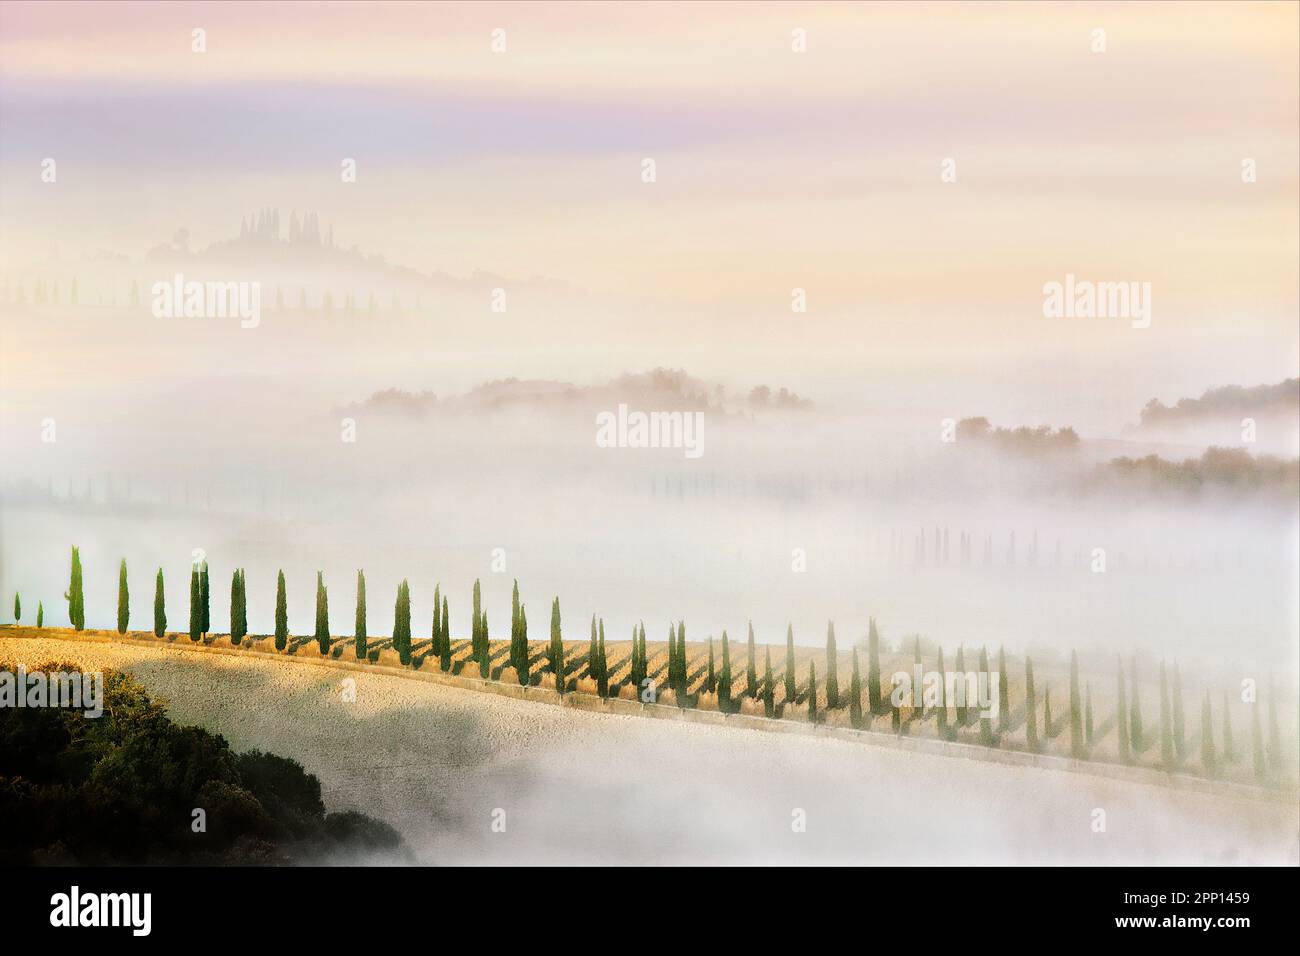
[3,632,1296,865]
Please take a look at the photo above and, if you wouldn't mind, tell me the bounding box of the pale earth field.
[2,636,1295,867]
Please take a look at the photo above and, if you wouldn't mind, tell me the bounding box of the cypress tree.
[274,570,288,651]
[1267,681,1281,771]
[718,630,732,712]
[199,561,209,635]
[117,559,129,634]
[589,615,600,681]
[807,659,818,723]
[954,646,968,726]
[440,595,451,672]
[867,616,882,715]
[784,624,797,703]
[1171,663,1185,764]
[936,646,949,739]
[746,621,757,698]
[997,645,1009,734]
[1129,654,1144,752]
[677,620,687,697]
[12,593,18,622]
[1043,687,1053,739]
[666,622,676,693]
[549,598,564,692]
[979,646,995,747]
[596,619,608,697]
[1085,681,1094,746]
[189,565,201,642]
[229,569,241,645]
[237,570,248,640]
[36,602,43,628]
[706,636,716,693]
[849,647,863,728]
[510,579,521,671]
[1221,691,1235,763]
[432,583,444,658]
[1025,655,1038,752]
[1116,656,1131,764]
[516,603,528,683]
[1252,702,1266,783]
[153,568,166,638]
[1069,650,1083,758]
[1158,661,1173,770]
[472,579,483,663]
[638,622,647,691]
[1200,692,1217,779]
[762,646,774,718]
[825,621,839,709]
[314,572,330,655]
[393,580,411,665]
[65,546,85,631]
[355,570,367,660]
[479,611,490,678]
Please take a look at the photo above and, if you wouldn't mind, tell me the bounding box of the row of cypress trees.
[39,546,1292,784]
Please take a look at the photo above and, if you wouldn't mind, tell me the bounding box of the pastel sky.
[1,1,1297,382]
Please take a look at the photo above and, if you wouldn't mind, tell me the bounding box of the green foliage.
[549,598,564,692]
[12,593,19,622]
[1129,654,1144,752]
[439,596,451,673]
[1068,650,1083,758]
[515,602,527,683]
[1200,692,1217,779]
[354,570,367,660]
[1221,690,1234,763]
[116,559,129,634]
[718,630,731,712]
[746,621,757,698]
[0,662,407,864]
[705,636,715,694]
[1159,661,1173,770]
[1171,663,1185,764]
[153,569,166,638]
[824,621,839,709]
[274,570,288,651]
[866,617,882,715]
[1116,656,1130,764]
[199,562,209,635]
[64,547,85,631]
[314,572,330,655]
[784,624,797,703]
[936,646,949,739]
[1024,655,1037,752]
[596,619,608,697]
[807,660,817,723]
[188,565,202,642]
[979,646,995,747]
[849,647,863,728]
[762,646,774,718]
[36,602,43,628]
[997,646,1009,734]
[392,580,411,666]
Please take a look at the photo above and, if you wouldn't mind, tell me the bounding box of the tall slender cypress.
[1200,692,1217,779]
[954,646,968,726]
[549,598,564,692]
[199,561,210,635]
[12,593,18,622]
[1129,654,1144,752]
[510,579,521,671]
[706,636,716,693]
[746,621,757,698]
[515,602,528,683]
[440,595,451,672]
[979,646,995,747]
[479,611,490,678]
[596,619,608,697]
[1085,681,1094,746]
[1116,655,1131,764]
[393,580,412,665]
[762,646,774,718]
[65,546,85,631]
[825,621,839,709]
[274,570,288,651]
[867,617,882,715]
[229,569,242,645]
[1159,661,1173,770]
[784,624,797,703]
[1025,655,1038,752]
[718,630,732,712]
[188,565,201,642]
[116,559,129,634]
[1221,690,1235,763]
[807,660,818,723]
[589,615,600,682]
[314,572,330,655]
[354,570,367,660]
[153,568,166,638]
[472,579,483,663]
[936,646,949,739]
[1069,650,1083,758]
[1044,688,1053,739]
[1171,663,1186,764]
[36,602,43,628]
[1252,701,1266,783]
[997,645,1009,734]
[849,647,863,728]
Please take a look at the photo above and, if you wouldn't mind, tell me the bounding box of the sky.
[0,0,1296,373]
